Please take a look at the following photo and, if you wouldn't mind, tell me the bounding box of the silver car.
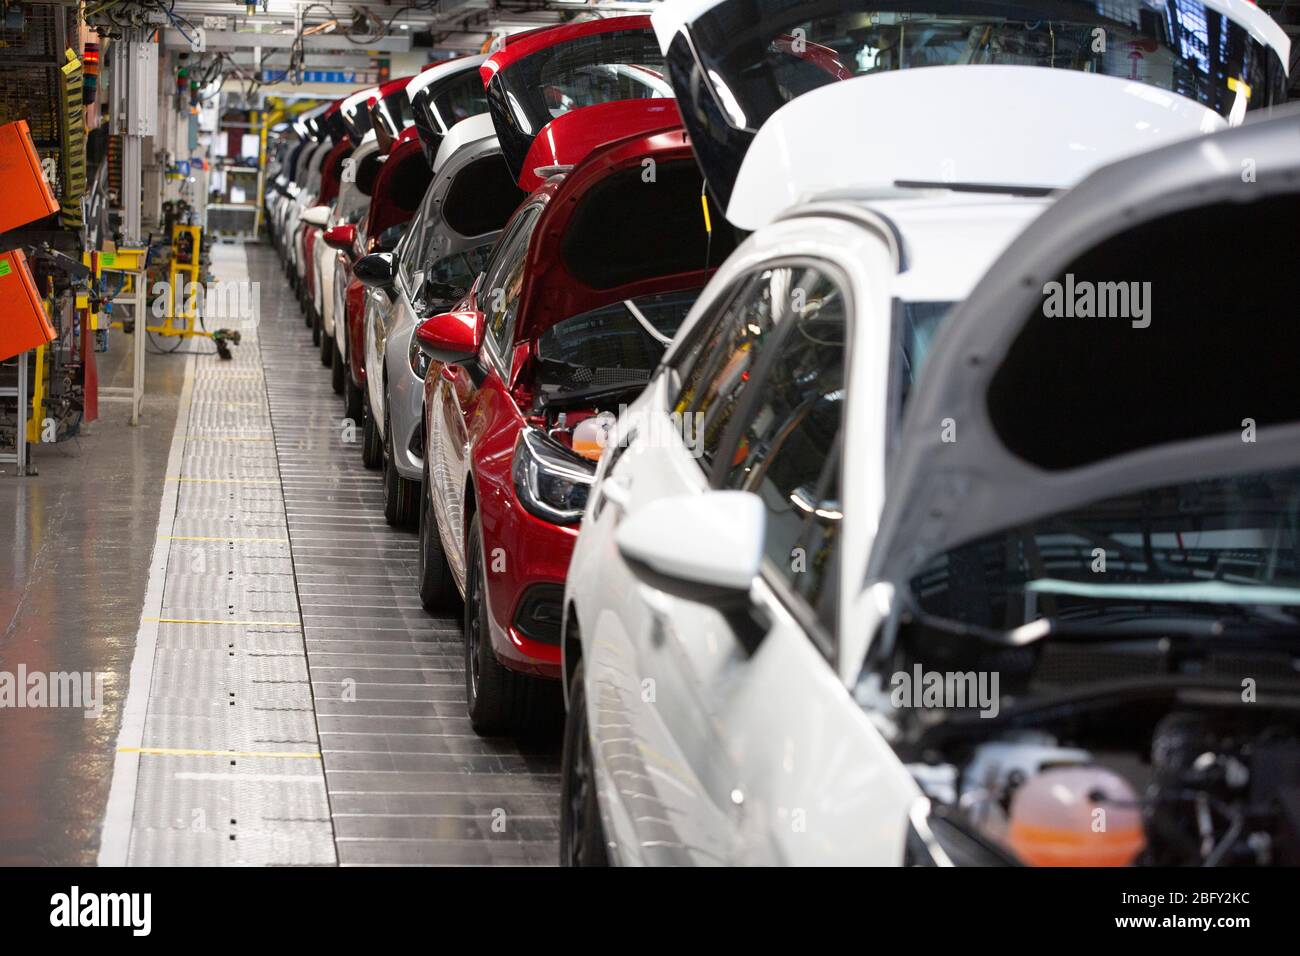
[365,113,525,526]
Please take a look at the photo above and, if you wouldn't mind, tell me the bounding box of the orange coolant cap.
[1007,766,1146,867]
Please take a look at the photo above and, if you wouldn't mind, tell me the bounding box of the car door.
[694,269,924,864]
[377,193,439,438]
[428,204,541,590]
[581,262,844,862]
[589,256,918,864]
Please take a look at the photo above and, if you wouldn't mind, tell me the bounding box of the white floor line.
[96,351,195,866]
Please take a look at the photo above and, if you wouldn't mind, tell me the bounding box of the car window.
[481,206,540,358]
[673,265,844,475]
[422,241,495,314]
[398,189,439,289]
[711,266,846,636]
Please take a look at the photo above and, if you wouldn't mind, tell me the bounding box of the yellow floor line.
[119,746,321,759]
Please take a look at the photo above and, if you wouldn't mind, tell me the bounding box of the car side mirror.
[322,223,356,251]
[616,490,765,602]
[353,252,395,289]
[414,309,484,366]
[300,204,330,227]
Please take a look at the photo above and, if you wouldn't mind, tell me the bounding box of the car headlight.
[408,330,429,378]
[512,429,595,525]
[904,799,1019,867]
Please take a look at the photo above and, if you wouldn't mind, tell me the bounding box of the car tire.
[560,659,609,867]
[330,346,345,395]
[361,391,383,470]
[417,457,458,611]
[310,305,321,347]
[382,400,418,527]
[463,512,563,737]
[345,370,363,423]
[320,328,333,367]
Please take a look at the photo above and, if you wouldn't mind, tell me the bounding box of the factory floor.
[0,242,560,866]
[0,303,187,864]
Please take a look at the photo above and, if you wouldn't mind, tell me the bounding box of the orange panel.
[0,250,56,362]
[0,119,60,234]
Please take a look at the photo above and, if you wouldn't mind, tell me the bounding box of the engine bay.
[872,623,1300,867]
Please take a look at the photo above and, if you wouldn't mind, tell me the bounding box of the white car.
[321,129,380,396]
[307,128,382,382]
[556,56,1270,865]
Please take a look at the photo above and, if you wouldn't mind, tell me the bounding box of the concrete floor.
[0,241,560,865]
[0,319,187,864]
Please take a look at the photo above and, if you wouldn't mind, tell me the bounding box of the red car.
[413,91,735,734]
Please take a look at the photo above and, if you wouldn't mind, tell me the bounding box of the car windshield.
[908,466,1300,635]
[537,288,702,371]
[893,299,951,416]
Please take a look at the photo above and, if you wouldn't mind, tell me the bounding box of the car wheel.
[361,391,382,470]
[560,659,609,867]
[330,345,345,395]
[417,457,458,611]
[319,328,333,367]
[463,513,562,737]
[310,305,321,347]
[382,401,418,527]
[344,370,363,423]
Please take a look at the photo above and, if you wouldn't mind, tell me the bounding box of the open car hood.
[480,15,672,188]
[867,106,1300,591]
[408,54,489,167]
[651,0,1290,219]
[427,113,526,255]
[340,85,379,146]
[321,99,347,146]
[293,101,330,143]
[727,66,1223,230]
[514,98,681,194]
[370,74,417,146]
[513,122,731,344]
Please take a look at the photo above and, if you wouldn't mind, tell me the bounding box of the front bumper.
[478,478,576,681]
[384,323,424,482]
